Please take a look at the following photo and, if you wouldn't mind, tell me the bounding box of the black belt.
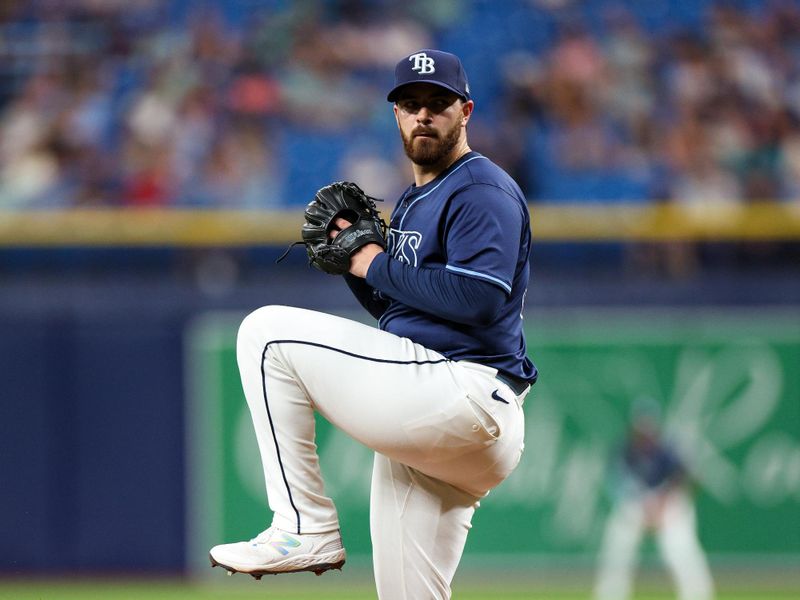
[495,372,530,396]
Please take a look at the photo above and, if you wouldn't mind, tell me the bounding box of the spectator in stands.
[0,0,796,216]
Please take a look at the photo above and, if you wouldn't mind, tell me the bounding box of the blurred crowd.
[490,0,800,207]
[0,0,798,211]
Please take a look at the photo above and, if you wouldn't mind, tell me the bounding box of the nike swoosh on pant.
[491,389,509,404]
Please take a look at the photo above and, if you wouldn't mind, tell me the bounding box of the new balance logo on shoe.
[268,532,301,556]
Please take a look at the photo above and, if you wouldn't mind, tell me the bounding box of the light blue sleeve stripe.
[446,264,512,293]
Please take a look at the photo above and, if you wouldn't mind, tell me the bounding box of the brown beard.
[401,118,462,167]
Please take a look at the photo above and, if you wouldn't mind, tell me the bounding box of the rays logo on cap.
[387,49,470,102]
[409,52,435,74]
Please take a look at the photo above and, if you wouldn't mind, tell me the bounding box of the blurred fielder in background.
[208,49,536,599]
[593,404,715,600]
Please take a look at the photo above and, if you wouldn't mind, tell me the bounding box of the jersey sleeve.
[343,273,390,320]
[365,253,506,326]
[443,184,526,294]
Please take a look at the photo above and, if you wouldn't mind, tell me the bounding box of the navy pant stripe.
[259,338,450,534]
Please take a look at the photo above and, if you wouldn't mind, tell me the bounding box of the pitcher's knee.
[238,305,295,346]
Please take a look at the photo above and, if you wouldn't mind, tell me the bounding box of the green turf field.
[1,578,798,600]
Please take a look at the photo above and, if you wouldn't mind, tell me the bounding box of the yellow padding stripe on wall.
[0,202,798,247]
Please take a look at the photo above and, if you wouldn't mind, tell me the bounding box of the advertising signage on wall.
[185,309,800,571]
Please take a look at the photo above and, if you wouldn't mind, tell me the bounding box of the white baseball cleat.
[209,527,346,579]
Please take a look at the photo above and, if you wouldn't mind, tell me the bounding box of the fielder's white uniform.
[594,488,715,600]
[594,427,714,600]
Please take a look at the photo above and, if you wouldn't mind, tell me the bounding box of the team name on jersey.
[387,229,422,267]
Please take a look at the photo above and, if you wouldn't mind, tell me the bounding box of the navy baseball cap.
[387,49,471,102]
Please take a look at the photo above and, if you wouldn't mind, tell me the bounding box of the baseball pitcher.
[209,49,537,599]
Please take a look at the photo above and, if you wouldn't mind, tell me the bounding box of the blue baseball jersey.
[623,439,685,490]
[367,151,537,384]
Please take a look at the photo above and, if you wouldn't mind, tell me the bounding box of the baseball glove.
[288,181,387,275]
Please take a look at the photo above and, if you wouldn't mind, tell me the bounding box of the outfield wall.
[1,262,797,574]
[184,308,800,572]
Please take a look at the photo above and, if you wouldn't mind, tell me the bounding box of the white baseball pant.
[236,305,527,599]
[593,489,715,600]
